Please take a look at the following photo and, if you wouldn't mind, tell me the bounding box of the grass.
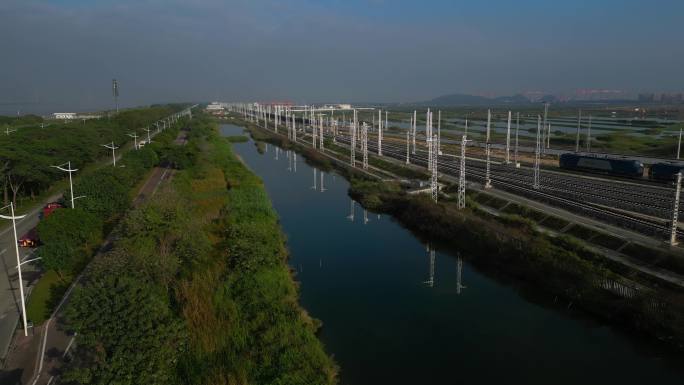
[26,270,70,324]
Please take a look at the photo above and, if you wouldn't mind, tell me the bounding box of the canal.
[221,123,683,385]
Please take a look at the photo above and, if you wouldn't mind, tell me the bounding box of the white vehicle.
[138,140,146,148]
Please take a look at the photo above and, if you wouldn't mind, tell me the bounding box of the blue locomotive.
[559,153,644,178]
[649,162,684,181]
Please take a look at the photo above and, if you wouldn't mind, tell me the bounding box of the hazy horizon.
[1,0,683,114]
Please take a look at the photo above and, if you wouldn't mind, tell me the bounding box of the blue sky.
[1,0,683,113]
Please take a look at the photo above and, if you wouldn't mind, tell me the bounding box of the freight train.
[559,153,684,182]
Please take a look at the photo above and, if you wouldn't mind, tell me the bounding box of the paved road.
[0,116,188,383]
[0,193,61,365]
[12,130,188,385]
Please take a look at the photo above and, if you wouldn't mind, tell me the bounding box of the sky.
[1,0,683,114]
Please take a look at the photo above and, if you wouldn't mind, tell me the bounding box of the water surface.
[223,123,683,385]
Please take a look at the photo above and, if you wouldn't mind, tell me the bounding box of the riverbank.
[58,114,337,384]
[234,117,684,351]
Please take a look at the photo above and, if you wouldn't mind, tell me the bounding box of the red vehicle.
[19,228,39,248]
[42,202,63,219]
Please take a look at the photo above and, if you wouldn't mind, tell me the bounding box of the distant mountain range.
[418,93,534,106]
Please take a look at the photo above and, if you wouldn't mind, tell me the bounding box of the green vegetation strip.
[25,119,186,325]
[60,115,337,384]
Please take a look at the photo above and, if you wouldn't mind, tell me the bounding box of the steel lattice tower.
[427,110,433,171]
[412,110,417,155]
[350,111,357,167]
[406,130,410,164]
[533,115,542,189]
[431,134,438,202]
[484,109,492,188]
[319,114,324,151]
[505,111,511,164]
[671,172,682,245]
[378,110,383,156]
[361,122,369,170]
[458,135,468,210]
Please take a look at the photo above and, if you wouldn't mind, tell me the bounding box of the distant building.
[52,112,77,120]
[205,102,225,115]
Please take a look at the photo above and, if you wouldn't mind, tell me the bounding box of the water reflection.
[424,243,436,288]
[225,125,684,385]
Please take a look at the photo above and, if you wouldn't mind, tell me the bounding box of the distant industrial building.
[52,112,77,120]
[205,102,225,115]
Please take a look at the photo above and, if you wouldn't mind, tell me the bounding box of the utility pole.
[0,203,28,336]
[458,135,469,210]
[102,142,119,166]
[671,172,682,246]
[533,115,542,189]
[112,79,119,113]
[586,115,592,152]
[575,109,582,152]
[144,126,152,144]
[505,111,511,164]
[485,109,492,188]
[51,161,79,208]
[678,127,683,160]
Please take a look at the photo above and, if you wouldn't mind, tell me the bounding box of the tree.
[37,208,103,277]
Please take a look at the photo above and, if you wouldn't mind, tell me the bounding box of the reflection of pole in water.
[363,209,369,224]
[347,199,355,222]
[312,168,317,189]
[424,243,435,288]
[288,150,292,172]
[294,153,297,172]
[275,147,279,160]
[265,143,269,153]
[456,253,466,295]
[320,171,326,192]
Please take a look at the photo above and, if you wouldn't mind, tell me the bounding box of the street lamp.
[143,126,152,144]
[127,132,139,150]
[50,161,78,208]
[0,203,28,336]
[102,142,119,166]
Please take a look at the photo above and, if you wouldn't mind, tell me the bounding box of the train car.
[649,162,684,181]
[19,228,39,248]
[559,153,644,178]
